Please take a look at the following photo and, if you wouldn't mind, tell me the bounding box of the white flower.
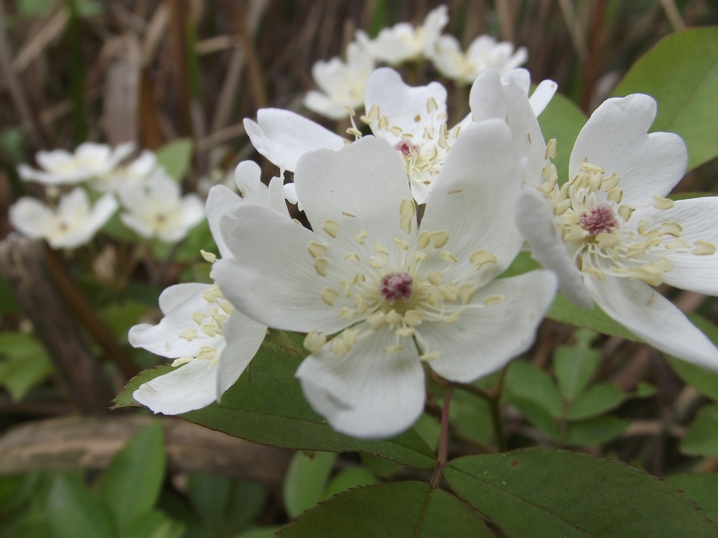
[362,67,472,203]
[118,168,204,243]
[430,34,528,85]
[214,124,557,439]
[129,160,290,415]
[355,5,448,65]
[18,142,134,185]
[516,94,718,370]
[129,282,266,414]
[91,150,156,194]
[304,42,375,120]
[9,188,117,249]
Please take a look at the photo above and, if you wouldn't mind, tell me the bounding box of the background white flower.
[9,188,117,249]
[214,127,556,439]
[91,149,156,194]
[304,42,375,120]
[18,142,134,185]
[118,168,204,243]
[516,94,718,371]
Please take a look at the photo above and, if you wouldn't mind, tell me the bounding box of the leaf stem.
[430,384,454,488]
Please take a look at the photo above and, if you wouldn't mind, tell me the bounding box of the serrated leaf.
[564,416,629,446]
[114,365,176,408]
[277,482,493,538]
[445,448,717,537]
[99,421,166,530]
[665,473,718,524]
[547,293,641,342]
[504,361,563,419]
[567,382,626,421]
[554,329,601,402]
[155,138,193,181]
[117,345,436,469]
[681,403,718,457]
[613,28,718,172]
[538,92,587,184]
[283,451,337,518]
[323,468,378,499]
[46,475,114,538]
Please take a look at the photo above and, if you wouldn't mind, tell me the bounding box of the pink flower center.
[394,140,418,157]
[579,204,618,236]
[381,272,413,304]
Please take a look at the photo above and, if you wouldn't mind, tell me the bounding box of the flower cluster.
[11,143,204,249]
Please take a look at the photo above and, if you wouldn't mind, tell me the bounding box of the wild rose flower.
[9,188,117,249]
[304,42,375,120]
[18,142,134,185]
[118,168,204,243]
[213,123,557,438]
[516,94,718,370]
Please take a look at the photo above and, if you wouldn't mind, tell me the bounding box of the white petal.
[570,94,687,204]
[134,360,217,414]
[244,108,345,172]
[529,79,558,116]
[57,188,90,214]
[120,213,153,238]
[214,205,350,334]
[296,326,424,439]
[420,271,557,382]
[303,91,349,121]
[206,185,241,259]
[516,188,593,308]
[234,161,269,206]
[421,119,524,271]
[294,136,412,248]
[88,193,119,230]
[9,197,53,238]
[267,176,288,215]
[159,282,211,313]
[585,275,718,371]
[215,310,266,400]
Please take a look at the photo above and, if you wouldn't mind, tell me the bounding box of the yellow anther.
[588,173,602,192]
[320,288,339,306]
[332,338,351,357]
[304,331,327,352]
[367,311,386,330]
[414,251,428,262]
[378,116,389,130]
[396,327,414,337]
[179,329,197,341]
[200,250,217,263]
[389,126,403,137]
[618,205,634,222]
[469,250,498,268]
[400,213,413,235]
[555,199,572,215]
[417,231,431,249]
[420,351,442,361]
[355,230,369,244]
[403,310,424,326]
[626,244,645,258]
[307,241,327,258]
[580,161,605,173]
[458,283,477,304]
[596,233,620,248]
[200,324,217,337]
[662,222,683,236]
[694,240,717,256]
[385,310,402,326]
[427,271,443,286]
[343,328,361,347]
[197,346,217,361]
[430,230,450,248]
[314,257,328,276]
[545,138,557,160]
[374,243,389,255]
[172,357,193,367]
[340,280,351,297]
[339,307,355,320]
[601,173,620,192]
[439,286,457,302]
[355,294,368,314]
[321,219,340,237]
[369,256,388,268]
[400,198,415,216]
[344,252,360,261]
[440,250,459,263]
[385,345,405,353]
[351,274,366,285]
[637,220,649,235]
[414,114,421,122]
[564,226,586,242]
[483,294,504,306]
[427,97,438,113]
[607,188,623,203]
[201,289,217,303]
[394,238,409,250]
[346,127,363,138]
[192,312,207,325]
[653,196,675,210]
[444,311,461,324]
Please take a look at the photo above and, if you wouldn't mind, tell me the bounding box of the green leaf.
[413,413,441,451]
[504,361,563,419]
[613,28,718,172]
[449,389,493,446]
[567,382,626,421]
[99,421,166,530]
[681,403,718,457]
[665,474,718,524]
[564,416,629,446]
[46,475,114,538]
[100,301,150,341]
[277,482,493,538]
[114,365,175,408]
[283,451,337,518]
[547,293,641,342]
[553,329,601,402]
[155,138,193,181]
[537,92,587,184]
[120,509,185,538]
[180,346,437,469]
[445,448,718,537]
[187,472,231,525]
[636,381,657,398]
[235,527,284,538]
[359,454,402,478]
[0,333,53,401]
[667,314,718,401]
[323,468,378,499]
[510,397,559,440]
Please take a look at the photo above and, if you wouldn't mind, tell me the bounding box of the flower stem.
[430,384,454,488]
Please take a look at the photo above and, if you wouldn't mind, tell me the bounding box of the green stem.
[66,0,86,142]
[430,384,454,488]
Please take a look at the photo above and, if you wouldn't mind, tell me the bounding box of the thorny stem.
[430,384,454,488]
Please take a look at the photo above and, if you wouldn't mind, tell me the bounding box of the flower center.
[381,272,413,304]
[579,204,617,236]
[394,140,418,157]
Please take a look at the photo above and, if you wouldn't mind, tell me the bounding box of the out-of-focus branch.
[235,1,267,110]
[0,237,114,414]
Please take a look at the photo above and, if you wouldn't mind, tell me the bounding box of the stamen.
[321,219,340,237]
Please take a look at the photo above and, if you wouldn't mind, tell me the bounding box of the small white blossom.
[118,168,204,243]
[18,142,134,185]
[304,43,375,120]
[430,34,528,85]
[9,188,117,249]
[214,125,556,439]
[355,5,448,65]
[516,94,718,370]
[91,150,156,194]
